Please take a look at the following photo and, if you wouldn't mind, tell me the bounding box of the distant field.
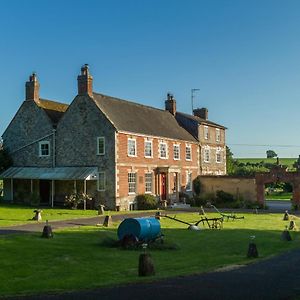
[236,158,297,169]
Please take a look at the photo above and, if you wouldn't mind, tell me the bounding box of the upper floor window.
[144,140,153,158]
[186,171,192,191]
[159,142,168,159]
[39,141,50,157]
[185,144,192,161]
[97,137,105,155]
[204,149,210,163]
[204,126,209,140]
[145,173,153,193]
[216,128,221,142]
[216,149,222,163]
[128,138,137,157]
[173,144,180,160]
[98,172,106,191]
[128,172,137,194]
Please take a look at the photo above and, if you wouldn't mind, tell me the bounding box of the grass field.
[0,203,155,227]
[0,212,299,297]
[236,158,296,169]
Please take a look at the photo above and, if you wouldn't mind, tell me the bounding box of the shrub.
[64,193,92,209]
[136,194,158,210]
[179,192,190,203]
[193,177,201,196]
[29,192,40,206]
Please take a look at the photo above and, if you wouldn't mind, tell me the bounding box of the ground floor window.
[128,172,137,194]
[98,172,106,191]
[145,172,152,193]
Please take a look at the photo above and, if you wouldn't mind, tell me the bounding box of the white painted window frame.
[204,148,210,163]
[145,172,153,193]
[97,137,105,155]
[128,138,137,157]
[173,144,180,160]
[39,141,50,157]
[216,148,222,163]
[216,128,221,142]
[128,172,137,194]
[144,140,153,158]
[185,144,192,161]
[204,126,209,140]
[159,142,168,159]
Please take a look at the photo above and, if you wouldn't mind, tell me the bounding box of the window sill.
[128,192,136,195]
[145,156,153,159]
[159,157,168,160]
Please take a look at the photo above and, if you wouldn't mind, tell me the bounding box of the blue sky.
[1,0,300,158]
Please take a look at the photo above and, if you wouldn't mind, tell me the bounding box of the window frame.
[98,172,106,191]
[159,142,168,159]
[145,172,153,193]
[173,144,180,160]
[97,137,105,155]
[128,172,137,194]
[144,140,153,158]
[185,144,192,161]
[216,128,221,142]
[216,149,222,163]
[204,126,209,140]
[39,141,50,157]
[204,148,210,163]
[128,138,137,157]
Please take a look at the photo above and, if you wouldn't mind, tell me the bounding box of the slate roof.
[92,93,197,142]
[37,98,69,125]
[176,111,226,129]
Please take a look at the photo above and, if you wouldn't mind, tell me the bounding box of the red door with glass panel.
[161,173,167,200]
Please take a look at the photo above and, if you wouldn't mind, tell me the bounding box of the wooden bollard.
[281,229,292,241]
[138,253,155,276]
[33,209,42,221]
[283,211,289,221]
[103,215,112,227]
[98,205,105,215]
[42,220,53,238]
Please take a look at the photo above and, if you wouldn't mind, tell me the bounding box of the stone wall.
[2,100,54,167]
[199,175,257,202]
[56,95,116,209]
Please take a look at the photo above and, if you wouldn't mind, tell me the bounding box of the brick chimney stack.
[25,72,40,101]
[193,107,208,120]
[77,64,93,97]
[165,93,176,115]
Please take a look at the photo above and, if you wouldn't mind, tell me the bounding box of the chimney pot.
[77,64,93,96]
[25,72,40,101]
[165,93,176,116]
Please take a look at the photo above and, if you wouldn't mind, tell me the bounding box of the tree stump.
[247,242,258,258]
[138,253,155,276]
[281,230,292,241]
[283,211,289,221]
[42,221,53,238]
[103,215,112,227]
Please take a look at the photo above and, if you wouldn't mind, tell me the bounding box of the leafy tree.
[226,146,236,175]
[0,141,12,172]
[293,155,300,170]
[266,150,277,158]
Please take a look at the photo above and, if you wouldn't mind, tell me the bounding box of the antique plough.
[209,204,244,221]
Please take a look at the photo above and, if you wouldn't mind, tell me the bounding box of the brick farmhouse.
[0,65,226,210]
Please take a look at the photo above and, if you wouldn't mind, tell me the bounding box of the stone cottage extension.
[0,65,227,210]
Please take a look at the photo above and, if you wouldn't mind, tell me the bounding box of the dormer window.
[39,141,50,157]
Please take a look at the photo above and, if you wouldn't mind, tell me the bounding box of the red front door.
[161,173,167,200]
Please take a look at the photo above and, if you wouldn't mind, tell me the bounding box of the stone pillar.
[256,183,265,205]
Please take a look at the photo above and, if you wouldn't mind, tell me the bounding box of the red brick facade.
[115,132,198,209]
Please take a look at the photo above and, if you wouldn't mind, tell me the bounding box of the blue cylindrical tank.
[117,217,161,241]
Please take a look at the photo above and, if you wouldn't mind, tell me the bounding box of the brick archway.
[255,165,300,206]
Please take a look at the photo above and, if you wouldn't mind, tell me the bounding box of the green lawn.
[0,203,154,227]
[0,212,299,297]
[265,193,292,201]
[237,158,296,169]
